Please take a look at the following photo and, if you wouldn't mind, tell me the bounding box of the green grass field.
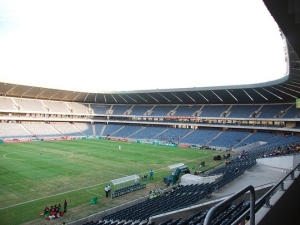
[0,139,223,225]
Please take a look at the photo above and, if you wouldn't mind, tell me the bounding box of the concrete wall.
[257,154,300,170]
[255,171,300,225]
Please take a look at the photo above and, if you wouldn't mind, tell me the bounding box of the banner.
[296,98,300,108]
[178,144,190,148]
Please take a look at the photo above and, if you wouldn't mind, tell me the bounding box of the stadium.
[0,0,300,225]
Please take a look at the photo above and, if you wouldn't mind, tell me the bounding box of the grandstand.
[0,0,300,225]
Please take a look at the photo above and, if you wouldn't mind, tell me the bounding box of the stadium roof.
[0,0,299,105]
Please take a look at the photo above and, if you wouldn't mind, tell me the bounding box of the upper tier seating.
[227,105,261,118]
[42,101,70,113]
[257,104,291,118]
[173,105,200,116]
[66,102,90,114]
[199,105,230,117]
[90,105,110,114]
[14,98,46,112]
[151,106,176,116]
[0,97,17,111]
[130,105,153,116]
[281,105,300,118]
[111,105,132,115]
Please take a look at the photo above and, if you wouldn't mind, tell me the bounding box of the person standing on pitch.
[149,169,154,180]
[105,186,109,197]
[63,199,67,213]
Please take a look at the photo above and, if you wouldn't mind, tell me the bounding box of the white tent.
[111,174,140,186]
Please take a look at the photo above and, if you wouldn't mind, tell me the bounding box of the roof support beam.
[226,90,238,103]
[36,88,48,99]
[184,92,196,104]
[211,90,223,103]
[261,87,282,100]
[243,89,254,102]
[94,93,97,102]
[147,93,159,103]
[197,91,209,103]
[280,84,300,93]
[111,94,117,103]
[49,91,61,100]
[5,85,18,96]
[158,92,171,103]
[171,92,183,103]
[62,92,75,101]
[135,94,148,103]
[125,94,138,103]
[252,88,268,101]
[118,94,127,103]
[83,93,89,102]
[270,86,297,98]
[21,86,34,98]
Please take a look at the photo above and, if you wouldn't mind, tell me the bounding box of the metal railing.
[204,185,255,225]
[203,162,300,225]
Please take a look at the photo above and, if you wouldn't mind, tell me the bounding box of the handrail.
[255,162,300,208]
[211,162,300,225]
[231,162,300,225]
[204,185,255,225]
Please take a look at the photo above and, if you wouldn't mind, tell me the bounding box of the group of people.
[104,185,111,197]
[41,199,67,220]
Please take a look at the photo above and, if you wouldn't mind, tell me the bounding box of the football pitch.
[0,139,222,225]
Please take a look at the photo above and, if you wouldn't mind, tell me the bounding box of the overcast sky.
[0,0,287,92]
